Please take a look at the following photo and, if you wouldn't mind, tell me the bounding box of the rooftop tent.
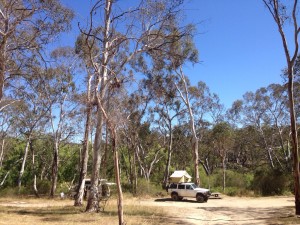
[169,170,192,183]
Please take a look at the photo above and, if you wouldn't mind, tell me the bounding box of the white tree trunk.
[18,138,31,189]
[175,66,200,185]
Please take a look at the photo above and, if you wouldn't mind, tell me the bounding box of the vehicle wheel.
[196,194,205,203]
[171,192,179,201]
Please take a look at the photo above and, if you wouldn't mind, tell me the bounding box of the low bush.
[0,186,31,197]
[36,180,51,195]
[252,168,291,196]
[135,179,166,197]
[209,170,253,189]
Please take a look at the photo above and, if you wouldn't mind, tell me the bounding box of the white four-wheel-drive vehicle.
[167,182,211,203]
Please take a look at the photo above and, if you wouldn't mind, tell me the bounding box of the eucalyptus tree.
[226,100,243,127]
[119,89,151,194]
[39,47,79,198]
[7,61,53,190]
[135,123,165,182]
[242,89,275,168]
[141,71,186,187]
[211,122,234,191]
[264,84,290,170]
[0,0,73,106]
[73,34,95,206]
[174,77,220,185]
[171,124,192,170]
[240,84,290,170]
[12,101,49,190]
[153,98,185,187]
[79,1,193,219]
[226,101,263,170]
[262,0,300,214]
[138,26,203,184]
[0,107,12,168]
[0,105,15,187]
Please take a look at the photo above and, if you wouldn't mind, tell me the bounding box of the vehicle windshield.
[191,183,197,189]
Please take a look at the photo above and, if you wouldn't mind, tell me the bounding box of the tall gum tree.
[132,24,200,184]
[73,34,96,206]
[262,0,300,215]
[39,47,79,198]
[79,1,193,222]
[0,0,73,106]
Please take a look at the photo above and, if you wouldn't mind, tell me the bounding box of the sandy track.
[0,195,297,224]
[137,196,296,225]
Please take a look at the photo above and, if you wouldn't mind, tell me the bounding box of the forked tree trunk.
[86,0,112,212]
[86,110,103,212]
[18,138,31,190]
[175,66,200,186]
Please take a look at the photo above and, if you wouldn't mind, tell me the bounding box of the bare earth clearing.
[140,195,298,225]
[0,195,299,225]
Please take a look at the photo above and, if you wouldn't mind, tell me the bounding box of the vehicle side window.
[178,184,185,189]
[186,185,192,190]
[169,183,177,189]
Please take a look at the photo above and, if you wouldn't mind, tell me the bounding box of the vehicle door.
[185,184,195,197]
[177,184,185,196]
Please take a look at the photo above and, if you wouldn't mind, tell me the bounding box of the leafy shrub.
[210,169,253,189]
[135,179,166,197]
[36,180,51,195]
[56,182,72,194]
[252,168,291,196]
[121,182,133,193]
[0,186,31,197]
[224,187,255,197]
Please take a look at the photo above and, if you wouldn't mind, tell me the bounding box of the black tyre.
[196,194,205,203]
[171,192,179,201]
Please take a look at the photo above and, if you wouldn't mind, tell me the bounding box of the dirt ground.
[138,195,298,225]
[0,195,299,225]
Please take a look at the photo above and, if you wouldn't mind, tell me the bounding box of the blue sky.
[183,0,286,108]
[60,0,287,108]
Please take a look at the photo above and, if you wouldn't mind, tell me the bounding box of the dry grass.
[0,196,182,225]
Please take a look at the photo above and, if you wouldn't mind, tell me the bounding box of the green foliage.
[223,187,255,197]
[58,144,80,182]
[252,168,292,196]
[56,182,72,194]
[198,167,210,188]
[211,169,253,189]
[36,180,52,195]
[207,169,255,196]
[135,179,167,197]
[0,187,30,197]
